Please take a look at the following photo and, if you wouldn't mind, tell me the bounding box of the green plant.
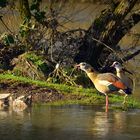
[1,34,15,45]
[26,53,51,74]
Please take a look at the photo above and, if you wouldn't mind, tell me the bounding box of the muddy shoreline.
[0,81,86,104]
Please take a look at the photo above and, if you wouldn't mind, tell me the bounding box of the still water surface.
[0,105,140,140]
[0,2,140,140]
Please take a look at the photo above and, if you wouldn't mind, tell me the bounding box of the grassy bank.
[0,73,96,95]
[0,73,140,110]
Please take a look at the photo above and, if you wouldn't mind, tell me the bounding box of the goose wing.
[97,73,127,90]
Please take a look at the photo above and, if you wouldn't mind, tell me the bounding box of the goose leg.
[123,94,128,105]
[105,95,109,113]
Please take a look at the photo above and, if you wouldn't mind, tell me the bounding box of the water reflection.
[92,112,109,137]
[0,105,140,140]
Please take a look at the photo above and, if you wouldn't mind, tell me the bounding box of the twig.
[62,28,86,35]
[91,37,116,53]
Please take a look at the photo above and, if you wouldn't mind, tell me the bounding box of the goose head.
[111,61,123,70]
[76,62,94,73]
[111,61,133,75]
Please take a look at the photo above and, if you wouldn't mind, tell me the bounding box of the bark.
[99,0,138,42]
[99,48,140,73]
[74,0,139,70]
[121,49,140,62]
[112,10,140,46]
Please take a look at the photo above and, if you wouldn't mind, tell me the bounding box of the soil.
[0,80,85,104]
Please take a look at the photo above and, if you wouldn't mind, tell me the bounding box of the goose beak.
[110,63,115,67]
[122,68,133,75]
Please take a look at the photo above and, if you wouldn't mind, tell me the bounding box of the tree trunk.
[121,49,140,62]
[74,0,139,70]
[112,10,140,45]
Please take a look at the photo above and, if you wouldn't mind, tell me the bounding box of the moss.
[0,73,140,110]
[11,52,53,80]
[25,52,52,74]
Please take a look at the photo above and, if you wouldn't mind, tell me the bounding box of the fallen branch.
[121,49,140,62]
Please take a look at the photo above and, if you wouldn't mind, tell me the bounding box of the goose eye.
[115,62,119,65]
[82,63,86,66]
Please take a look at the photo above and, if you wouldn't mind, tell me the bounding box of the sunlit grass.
[0,73,96,94]
[0,73,140,110]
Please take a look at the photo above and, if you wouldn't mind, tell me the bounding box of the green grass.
[0,73,96,95]
[0,73,140,110]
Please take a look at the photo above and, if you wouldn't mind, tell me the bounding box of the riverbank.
[0,74,139,110]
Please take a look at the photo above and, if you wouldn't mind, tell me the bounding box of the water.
[0,105,140,140]
[0,3,140,140]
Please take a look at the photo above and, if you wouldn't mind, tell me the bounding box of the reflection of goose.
[76,62,132,112]
[10,95,32,111]
[0,93,32,111]
[0,93,11,107]
[92,112,109,137]
[12,97,27,110]
[111,62,133,104]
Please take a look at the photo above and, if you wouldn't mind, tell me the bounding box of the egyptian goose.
[111,61,133,104]
[76,62,132,112]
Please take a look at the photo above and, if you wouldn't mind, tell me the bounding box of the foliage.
[0,33,25,70]
[18,0,46,39]
[1,33,15,45]
[25,53,52,74]
[0,0,7,8]
[30,0,46,23]
[0,0,139,88]
[11,52,52,80]
[19,19,31,37]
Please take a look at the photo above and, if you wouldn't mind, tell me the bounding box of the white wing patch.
[98,80,112,86]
